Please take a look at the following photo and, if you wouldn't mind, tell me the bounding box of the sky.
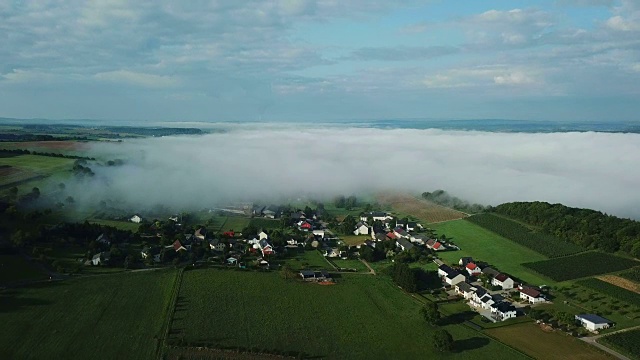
[1,0,639,122]
[69,127,640,219]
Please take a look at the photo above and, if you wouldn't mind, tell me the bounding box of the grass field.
[0,254,48,285]
[284,250,332,270]
[0,269,178,360]
[219,216,251,233]
[332,259,370,272]
[340,234,369,246]
[524,252,639,282]
[432,219,551,285]
[486,322,613,360]
[0,154,74,172]
[88,218,140,232]
[376,192,467,224]
[170,269,528,359]
[576,278,640,307]
[249,217,282,230]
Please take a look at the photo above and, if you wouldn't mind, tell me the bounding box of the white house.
[438,265,465,286]
[492,274,515,290]
[519,287,546,304]
[491,302,517,321]
[141,247,161,263]
[353,222,370,236]
[465,262,482,276]
[258,231,269,240]
[312,229,325,237]
[130,215,142,223]
[393,226,409,239]
[410,234,427,245]
[209,239,225,251]
[91,252,110,266]
[360,211,393,222]
[470,287,488,308]
[455,282,477,300]
[575,314,613,332]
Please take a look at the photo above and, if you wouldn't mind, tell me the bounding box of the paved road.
[580,325,640,360]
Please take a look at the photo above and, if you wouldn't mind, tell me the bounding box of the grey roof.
[456,282,475,293]
[474,287,487,298]
[494,302,516,313]
[396,238,414,250]
[300,270,315,277]
[408,222,418,227]
[259,239,271,248]
[375,233,387,241]
[491,294,505,303]
[209,238,220,245]
[481,267,500,277]
[577,314,613,324]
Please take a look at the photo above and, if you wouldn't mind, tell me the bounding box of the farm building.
[575,314,614,332]
[519,287,546,304]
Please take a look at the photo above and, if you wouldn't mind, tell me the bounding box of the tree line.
[421,190,486,214]
[0,148,95,160]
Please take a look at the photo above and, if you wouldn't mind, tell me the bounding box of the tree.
[334,195,346,208]
[420,302,440,325]
[432,329,454,352]
[8,186,18,201]
[280,264,296,280]
[345,195,357,210]
[31,187,40,199]
[58,182,66,191]
[66,196,75,204]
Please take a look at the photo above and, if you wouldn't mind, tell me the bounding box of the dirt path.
[597,275,640,294]
[360,259,376,275]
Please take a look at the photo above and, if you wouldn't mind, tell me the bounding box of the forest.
[493,202,640,257]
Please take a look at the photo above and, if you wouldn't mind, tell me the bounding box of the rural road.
[579,325,640,360]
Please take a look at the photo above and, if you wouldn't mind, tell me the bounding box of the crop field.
[376,192,467,224]
[0,165,40,186]
[467,213,584,258]
[249,217,282,230]
[599,329,640,359]
[523,252,639,282]
[340,234,369,246]
[576,278,640,306]
[0,154,74,172]
[284,250,331,270]
[432,219,551,285]
[0,269,178,360]
[0,254,48,285]
[486,322,612,360]
[170,269,527,359]
[619,268,640,283]
[597,275,640,294]
[219,216,251,233]
[0,140,89,152]
[88,218,140,232]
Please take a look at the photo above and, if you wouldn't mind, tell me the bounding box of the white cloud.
[66,127,640,219]
[94,70,178,88]
[605,15,640,31]
[423,67,540,88]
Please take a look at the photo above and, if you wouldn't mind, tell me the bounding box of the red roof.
[520,287,541,298]
[387,232,397,239]
[466,262,477,270]
[433,242,442,249]
[495,273,509,282]
[173,240,185,251]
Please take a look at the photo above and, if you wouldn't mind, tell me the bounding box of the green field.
[0,154,74,173]
[524,252,639,282]
[249,217,282,230]
[486,322,613,360]
[599,329,640,359]
[170,269,527,359]
[88,218,141,232]
[340,234,369,246]
[219,216,251,233]
[285,250,332,270]
[432,219,552,285]
[0,254,48,284]
[576,278,640,307]
[0,269,178,360]
[332,258,370,272]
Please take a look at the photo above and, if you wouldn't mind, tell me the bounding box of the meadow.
[249,217,282,230]
[376,193,467,224]
[0,269,178,360]
[576,278,640,307]
[486,322,613,360]
[466,213,584,258]
[523,252,639,282]
[88,218,141,232]
[170,269,527,359]
[431,219,552,285]
[219,216,251,233]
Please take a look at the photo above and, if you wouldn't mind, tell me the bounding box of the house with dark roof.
[407,222,420,231]
[96,233,111,246]
[263,205,281,219]
[361,211,393,222]
[459,257,474,267]
[410,234,428,245]
[141,246,161,262]
[209,238,225,252]
[396,238,414,252]
[455,282,477,299]
[575,314,614,331]
[91,251,110,266]
[520,287,546,304]
[374,232,388,242]
[393,226,409,239]
[481,266,500,277]
[470,287,488,308]
[353,221,370,235]
[437,264,465,286]
[491,273,515,289]
[491,302,517,321]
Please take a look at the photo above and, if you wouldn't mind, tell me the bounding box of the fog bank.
[76,127,640,219]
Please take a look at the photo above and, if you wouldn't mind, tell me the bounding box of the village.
[85,205,616,333]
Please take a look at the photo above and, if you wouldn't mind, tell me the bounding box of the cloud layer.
[71,127,640,219]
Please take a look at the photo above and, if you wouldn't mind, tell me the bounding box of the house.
[91,251,110,266]
[258,239,275,256]
[374,233,388,242]
[209,239,226,251]
[353,221,370,236]
[407,222,420,231]
[470,287,488,308]
[492,273,515,290]
[426,239,444,251]
[291,211,306,220]
[360,211,393,222]
[465,262,482,276]
[410,234,428,245]
[396,238,414,252]
[169,215,179,222]
[491,302,517,321]
[324,248,340,258]
[263,205,280,219]
[459,257,474,267]
[575,314,614,332]
[223,230,235,237]
[396,220,407,229]
[363,240,376,248]
[478,294,496,309]
[481,266,500,278]
[226,256,238,265]
[194,227,207,241]
[455,282,477,299]
[438,264,465,286]
[519,287,546,304]
[141,247,161,263]
[258,231,269,240]
[252,205,265,216]
[130,214,142,223]
[96,233,111,246]
[386,232,397,240]
[312,229,325,237]
[173,240,187,252]
[299,220,313,231]
[300,269,331,281]
[393,226,409,239]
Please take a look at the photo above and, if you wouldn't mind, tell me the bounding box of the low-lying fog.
[70,127,640,219]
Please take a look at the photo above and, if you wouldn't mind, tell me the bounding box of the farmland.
[248,217,282,230]
[0,269,178,360]
[219,216,251,233]
[376,192,468,224]
[467,213,584,258]
[88,218,141,232]
[523,252,639,282]
[0,254,48,285]
[339,234,369,246]
[599,329,640,359]
[0,154,74,188]
[597,275,640,294]
[431,219,551,285]
[619,268,640,283]
[486,322,613,360]
[576,278,640,306]
[170,269,527,359]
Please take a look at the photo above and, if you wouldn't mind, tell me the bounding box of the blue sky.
[0,0,639,122]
